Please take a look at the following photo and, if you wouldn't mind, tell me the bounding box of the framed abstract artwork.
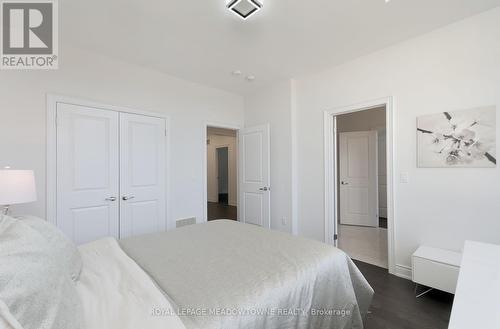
[417,106,496,168]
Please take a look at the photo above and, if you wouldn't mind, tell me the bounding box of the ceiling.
[62,0,500,95]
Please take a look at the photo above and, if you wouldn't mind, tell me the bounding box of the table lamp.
[0,169,37,215]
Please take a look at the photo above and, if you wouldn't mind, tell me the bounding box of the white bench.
[412,246,462,297]
[449,241,500,329]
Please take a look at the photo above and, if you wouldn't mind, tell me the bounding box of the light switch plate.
[400,172,409,184]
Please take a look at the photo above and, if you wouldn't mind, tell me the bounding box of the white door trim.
[324,97,396,275]
[203,122,241,223]
[46,94,172,230]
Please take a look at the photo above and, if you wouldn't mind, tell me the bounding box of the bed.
[0,217,373,329]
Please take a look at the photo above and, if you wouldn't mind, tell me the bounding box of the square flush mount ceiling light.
[226,0,263,20]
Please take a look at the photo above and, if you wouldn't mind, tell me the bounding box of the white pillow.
[0,214,16,233]
[0,216,83,329]
[17,215,83,282]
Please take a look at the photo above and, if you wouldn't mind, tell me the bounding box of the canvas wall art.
[417,106,496,168]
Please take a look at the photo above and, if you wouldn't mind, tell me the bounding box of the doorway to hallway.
[206,127,238,221]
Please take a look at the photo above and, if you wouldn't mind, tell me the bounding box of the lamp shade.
[0,170,37,205]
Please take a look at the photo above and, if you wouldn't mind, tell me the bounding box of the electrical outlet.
[281,217,287,226]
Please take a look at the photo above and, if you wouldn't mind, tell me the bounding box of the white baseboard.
[395,264,412,280]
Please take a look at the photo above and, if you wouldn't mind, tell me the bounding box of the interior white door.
[339,131,378,227]
[239,124,271,228]
[119,113,166,238]
[57,103,120,244]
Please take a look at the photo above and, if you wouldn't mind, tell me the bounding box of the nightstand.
[412,246,462,297]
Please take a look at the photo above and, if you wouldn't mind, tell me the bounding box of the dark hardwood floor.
[207,202,237,221]
[354,260,454,329]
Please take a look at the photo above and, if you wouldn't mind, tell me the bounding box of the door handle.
[341,181,349,185]
[105,197,117,202]
[122,196,135,201]
[259,187,270,191]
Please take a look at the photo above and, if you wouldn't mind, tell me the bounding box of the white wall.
[0,46,244,228]
[207,134,237,206]
[244,81,293,233]
[337,108,387,218]
[295,7,500,274]
[245,7,500,276]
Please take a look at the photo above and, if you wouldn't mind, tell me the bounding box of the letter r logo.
[2,2,53,55]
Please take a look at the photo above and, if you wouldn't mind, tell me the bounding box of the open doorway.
[206,127,238,221]
[336,106,388,268]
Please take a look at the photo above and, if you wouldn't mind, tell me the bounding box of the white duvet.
[76,238,186,329]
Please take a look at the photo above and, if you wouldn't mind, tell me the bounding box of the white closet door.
[119,113,166,238]
[57,103,120,244]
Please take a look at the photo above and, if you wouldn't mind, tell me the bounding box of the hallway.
[207,202,237,221]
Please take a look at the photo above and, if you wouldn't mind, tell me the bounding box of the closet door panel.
[56,103,120,244]
[120,113,166,238]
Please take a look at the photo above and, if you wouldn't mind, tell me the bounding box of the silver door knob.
[122,196,135,201]
[105,197,117,202]
[259,187,269,191]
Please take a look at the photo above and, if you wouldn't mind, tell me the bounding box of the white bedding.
[76,238,186,329]
[121,221,374,329]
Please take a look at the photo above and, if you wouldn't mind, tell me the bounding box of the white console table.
[448,241,500,329]
[412,246,462,296]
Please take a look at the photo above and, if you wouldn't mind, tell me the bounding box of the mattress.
[120,220,374,329]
